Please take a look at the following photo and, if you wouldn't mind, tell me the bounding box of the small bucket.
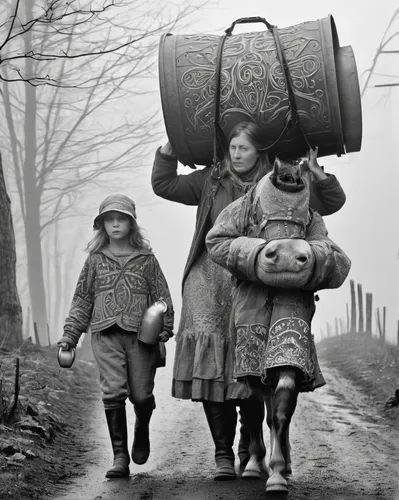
[138,300,168,345]
[57,346,76,368]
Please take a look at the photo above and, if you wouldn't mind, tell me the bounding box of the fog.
[12,0,398,345]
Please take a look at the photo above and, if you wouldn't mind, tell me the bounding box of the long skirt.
[172,251,248,402]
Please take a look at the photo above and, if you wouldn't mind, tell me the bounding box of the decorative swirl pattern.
[175,20,330,139]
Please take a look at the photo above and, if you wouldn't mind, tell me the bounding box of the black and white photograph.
[0,1,398,499]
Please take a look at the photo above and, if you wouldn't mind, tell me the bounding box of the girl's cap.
[93,194,136,229]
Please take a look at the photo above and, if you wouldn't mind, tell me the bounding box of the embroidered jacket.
[63,247,174,345]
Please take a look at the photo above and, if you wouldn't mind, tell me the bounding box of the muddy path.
[51,346,399,500]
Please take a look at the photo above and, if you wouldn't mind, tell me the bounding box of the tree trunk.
[0,154,23,350]
[22,0,48,345]
[24,184,48,345]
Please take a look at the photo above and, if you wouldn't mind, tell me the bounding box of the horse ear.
[300,158,310,174]
[273,157,281,176]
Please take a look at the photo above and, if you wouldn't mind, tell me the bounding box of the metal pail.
[158,15,362,167]
[57,346,76,368]
[138,300,168,345]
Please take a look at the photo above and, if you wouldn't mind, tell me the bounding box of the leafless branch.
[361,8,399,95]
[0,0,206,87]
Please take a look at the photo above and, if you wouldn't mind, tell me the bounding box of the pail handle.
[224,16,312,153]
[212,16,277,168]
[225,16,274,35]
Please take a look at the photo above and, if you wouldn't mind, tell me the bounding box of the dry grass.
[0,342,99,500]
[317,333,399,424]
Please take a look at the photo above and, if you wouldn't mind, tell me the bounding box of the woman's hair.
[221,121,271,179]
[85,215,152,254]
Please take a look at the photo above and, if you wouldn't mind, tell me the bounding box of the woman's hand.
[307,147,327,180]
[160,141,176,157]
[159,330,171,343]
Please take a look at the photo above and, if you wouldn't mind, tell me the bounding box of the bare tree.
[0,153,23,350]
[0,0,201,86]
[361,8,399,95]
[0,0,205,344]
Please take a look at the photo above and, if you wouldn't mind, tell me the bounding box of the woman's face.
[229,132,259,175]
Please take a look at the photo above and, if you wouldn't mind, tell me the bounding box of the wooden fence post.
[335,317,339,336]
[382,306,386,341]
[346,303,350,332]
[365,293,372,336]
[33,321,41,346]
[376,308,383,340]
[357,283,364,333]
[350,280,357,333]
[46,323,51,347]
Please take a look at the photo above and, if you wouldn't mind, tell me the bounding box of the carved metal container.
[138,299,168,345]
[159,16,362,167]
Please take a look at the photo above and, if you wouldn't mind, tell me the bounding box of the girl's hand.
[159,330,171,343]
[307,147,327,180]
[57,337,76,349]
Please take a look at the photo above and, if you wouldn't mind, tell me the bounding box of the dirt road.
[51,344,399,500]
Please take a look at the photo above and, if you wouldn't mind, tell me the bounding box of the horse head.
[270,157,304,190]
[253,157,314,286]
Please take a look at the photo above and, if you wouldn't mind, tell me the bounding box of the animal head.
[270,157,308,192]
[253,157,314,287]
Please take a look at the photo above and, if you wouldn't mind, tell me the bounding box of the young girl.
[57,193,174,479]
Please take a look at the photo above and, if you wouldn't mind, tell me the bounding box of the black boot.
[105,408,130,479]
[131,404,153,465]
[202,401,237,481]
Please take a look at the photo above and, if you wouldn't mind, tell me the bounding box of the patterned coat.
[205,190,351,391]
[63,247,174,345]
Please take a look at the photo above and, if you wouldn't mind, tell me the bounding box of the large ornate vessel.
[159,15,362,167]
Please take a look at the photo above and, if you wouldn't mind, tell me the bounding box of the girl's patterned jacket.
[62,247,174,345]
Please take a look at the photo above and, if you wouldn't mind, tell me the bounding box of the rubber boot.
[131,405,153,465]
[105,408,130,479]
[202,401,237,481]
